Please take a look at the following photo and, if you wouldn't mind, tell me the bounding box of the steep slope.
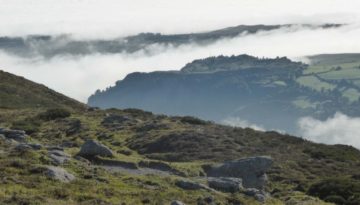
[88,54,360,134]
[0,70,86,111]
[1,71,359,205]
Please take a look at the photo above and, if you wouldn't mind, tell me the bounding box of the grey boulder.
[44,166,75,183]
[204,156,273,189]
[15,143,42,151]
[207,177,243,193]
[243,188,268,203]
[77,139,114,158]
[0,128,27,142]
[175,180,209,190]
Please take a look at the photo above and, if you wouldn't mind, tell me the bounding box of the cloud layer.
[298,113,360,149]
[2,25,360,101]
[0,0,359,38]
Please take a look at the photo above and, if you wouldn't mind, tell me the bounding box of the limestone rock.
[243,188,268,203]
[0,128,27,142]
[204,156,273,189]
[44,166,75,183]
[207,177,243,193]
[77,139,114,158]
[175,179,208,190]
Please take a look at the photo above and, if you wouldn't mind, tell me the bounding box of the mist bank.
[0,24,340,59]
[1,0,359,38]
[3,24,360,101]
[298,113,360,149]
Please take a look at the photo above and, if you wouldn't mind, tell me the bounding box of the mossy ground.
[1,107,358,204]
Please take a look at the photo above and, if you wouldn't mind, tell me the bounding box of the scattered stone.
[0,128,27,142]
[171,201,186,205]
[47,146,64,151]
[48,150,71,165]
[204,156,273,189]
[44,166,75,183]
[27,143,42,150]
[14,143,42,151]
[139,161,186,176]
[74,155,91,165]
[175,179,208,190]
[101,114,134,130]
[102,114,132,124]
[207,177,243,193]
[65,119,82,136]
[203,196,215,204]
[77,139,114,158]
[242,188,267,202]
[14,144,32,151]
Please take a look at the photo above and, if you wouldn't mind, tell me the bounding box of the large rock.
[204,156,273,189]
[77,139,114,158]
[0,128,27,142]
[44,166,75,183]
[207,177,243,193]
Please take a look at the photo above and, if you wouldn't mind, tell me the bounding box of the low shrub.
[308,178,360,205]
[11,118,41,134]
[38,108,71,121]
[180,116,208,125]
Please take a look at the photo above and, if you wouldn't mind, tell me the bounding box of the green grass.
[319,68,360,80]
[2,69,359,205]
[342,88,360,103]
[296,76,336,92]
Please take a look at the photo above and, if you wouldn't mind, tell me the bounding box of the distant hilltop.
[181,54,306,73]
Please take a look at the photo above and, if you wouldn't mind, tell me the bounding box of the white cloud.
[221,117,265,131]
[298,112,360,149]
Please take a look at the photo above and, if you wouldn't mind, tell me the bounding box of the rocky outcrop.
[0,128,27,142]
[44,166,75,183]
[77,139,114,158]
[207,177,243,193]
[204,156,273,189]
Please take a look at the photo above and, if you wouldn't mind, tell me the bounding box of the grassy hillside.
[1,71,360,205]
[0,70,86,111]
